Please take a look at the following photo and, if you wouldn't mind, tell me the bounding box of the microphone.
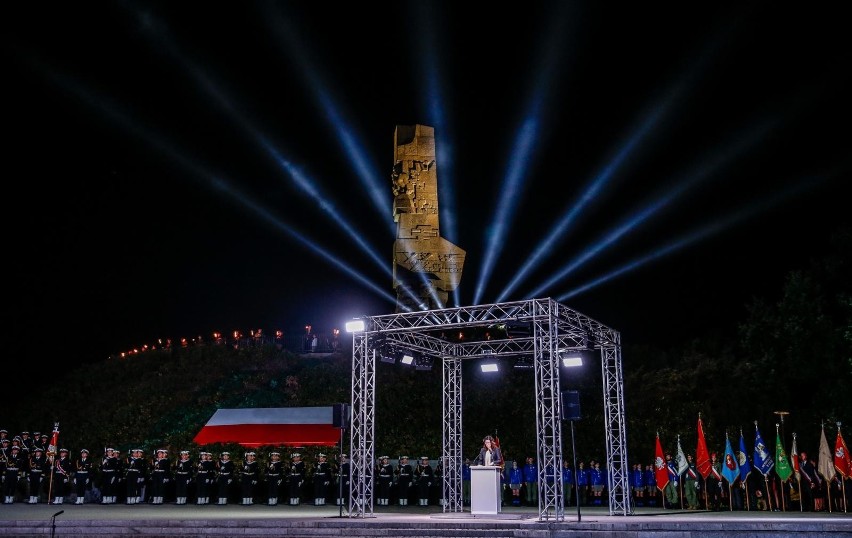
[52,510,64,517]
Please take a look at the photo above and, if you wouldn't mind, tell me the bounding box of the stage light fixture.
[400,352,415,365]
[379,344,396,364]
[345,319,365,333]
[480,362,499,373]
[415,356,434,371]
[513,356,534,369]
[560,352,583,368]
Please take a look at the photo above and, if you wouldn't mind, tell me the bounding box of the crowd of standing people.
[0,429,352,507]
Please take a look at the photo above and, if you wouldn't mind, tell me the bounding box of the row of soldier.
[1,443,350,507]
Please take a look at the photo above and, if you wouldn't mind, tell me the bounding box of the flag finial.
[793,432,797,439]
[754,420,758,429]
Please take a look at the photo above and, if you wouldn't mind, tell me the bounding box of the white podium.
[470,465,502,514]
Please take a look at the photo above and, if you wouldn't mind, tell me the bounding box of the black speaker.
[332,403,350,429]
[561,390,581,421]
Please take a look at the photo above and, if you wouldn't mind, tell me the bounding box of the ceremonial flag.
[721,434,740,484]
[818,424,836,482]
[654,433,669,491]
[738,430,752,482]
[676,435,689,475]
[48,422,59,456]
[193,407,341,447]
[696,415,711,479]
[835,426,851,478]
[753,422,774,476]
[791,433,800,479]
[775,427,793,482]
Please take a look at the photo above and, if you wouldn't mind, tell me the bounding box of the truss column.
[532,304,564,522]
[601,342,630,515]
[349,333,376,517]
[442,357,463,513]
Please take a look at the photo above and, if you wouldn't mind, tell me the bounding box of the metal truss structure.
[347,298,630,520]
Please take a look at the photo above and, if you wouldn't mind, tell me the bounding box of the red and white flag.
[654,433,669,491]
[791,432,800,479]
[193,407,341,447]
[696,415,711,479]
[48,422,59,457]
[835,426,851,478]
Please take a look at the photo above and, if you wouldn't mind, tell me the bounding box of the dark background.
[3,1,849,380]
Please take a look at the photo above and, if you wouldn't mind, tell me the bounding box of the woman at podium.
[473,435,503,467]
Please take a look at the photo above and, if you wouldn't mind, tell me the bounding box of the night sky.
[4,2,849,378]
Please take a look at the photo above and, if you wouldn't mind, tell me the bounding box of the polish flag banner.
[193,407,340,447]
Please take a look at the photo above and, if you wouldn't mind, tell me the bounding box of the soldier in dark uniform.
[287,452,305,505]
[240,451,258,505]
[125,448,147,505]
[34,433,47,453]
[199,451,216,505]
[216,451,234,505]
[74,449,94,504]
[174,450,194,505]
[52,448,73,504]
[376,455,393,505]
[313,452,331,505]
[414,456,434,506]
[150,448,171,504]
[0,439,8,490]
[683,454,700,509]
[27,447,48,504]
[336,454,350,506]
[395,456,413,506]
[266,451,283,506]
[113,450,127,503]
[3,445,23,503]
[100,447,119,504]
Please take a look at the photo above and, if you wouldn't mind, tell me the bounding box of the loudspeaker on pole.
[560,390,581,421]
[332,403,351,429]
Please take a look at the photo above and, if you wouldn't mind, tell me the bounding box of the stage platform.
[0,504,849,537]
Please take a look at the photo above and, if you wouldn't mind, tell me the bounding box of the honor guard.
[150,449,171,504]
[3,445,22,503]
[99,447,119,504]
[395,456,413,506]
[287,453,305,505]
[125,448,147,504]
[240,451,258,505]
[74,449,94,504]
[377,456,393,505]
[197,452,215,505]
[174,450,194,505]
[216,452,234,505]
[52,448,73,504]
[313,452,331,505]
[266,452,283,506]
[27,447,48,504]
[414,456,434,506]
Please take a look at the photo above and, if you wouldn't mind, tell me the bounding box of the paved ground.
[0,502,849,537]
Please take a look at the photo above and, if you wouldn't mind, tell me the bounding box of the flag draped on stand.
[791,432,800,479]
[753,422,775,476]
[47,422,60,503]
[835,424,851,478]
[737,430,752,511]
[676,436,689,476]
[738,430,752,483]
[655,433,669,491]
[696,415,711,479]
[818,424,836,483]
[48,423,59,457]
[775,425,793,482]
[721,434,740,485]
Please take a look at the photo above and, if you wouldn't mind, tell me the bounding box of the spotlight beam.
[525,117,778,299]
[557,171,839,301]
[472,2,581,306]
[495,14,746,303]
[259,3,392,235]
[27,55,399,307]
